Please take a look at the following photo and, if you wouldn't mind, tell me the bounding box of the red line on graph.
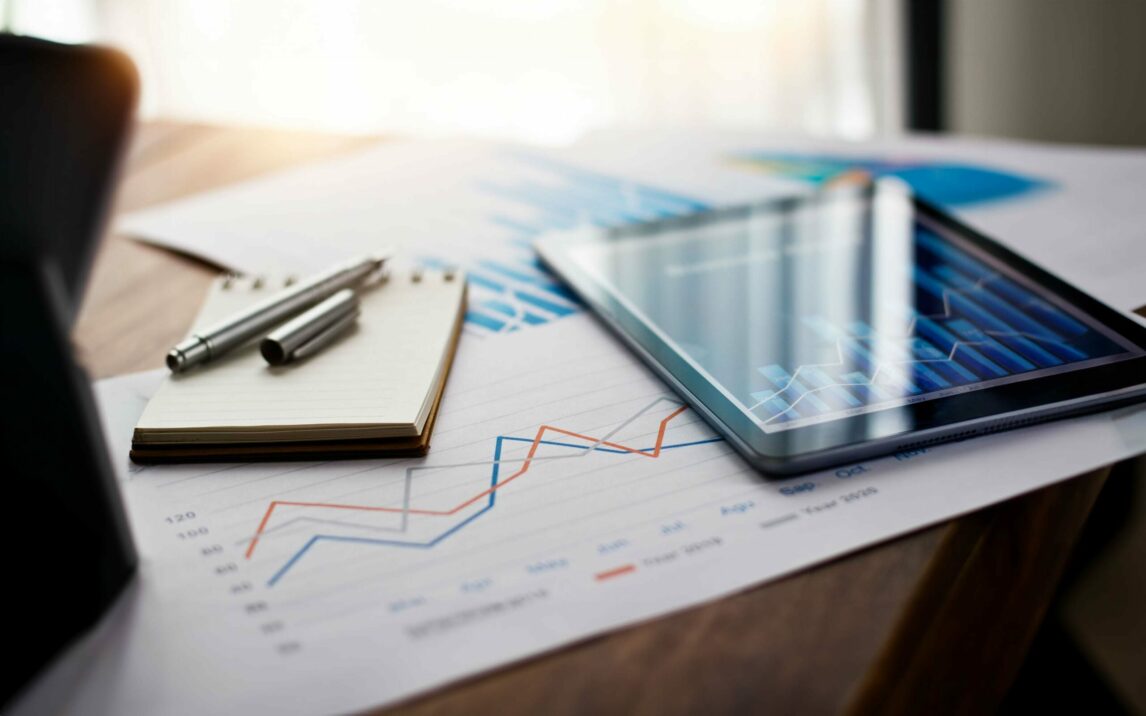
[595,564,637,581]
[244,406,688,559]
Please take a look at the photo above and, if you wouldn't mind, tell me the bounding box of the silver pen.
[260,288,360,366]
[166,254,387,373]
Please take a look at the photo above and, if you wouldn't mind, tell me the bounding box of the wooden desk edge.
[850,305,1146,714]
[847,467,1110,713]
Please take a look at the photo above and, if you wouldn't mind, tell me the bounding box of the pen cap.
[260,288,359,365]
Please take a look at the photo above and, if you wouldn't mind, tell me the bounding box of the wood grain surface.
[74,122,1129,715]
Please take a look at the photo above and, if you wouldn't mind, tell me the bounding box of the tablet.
[535,180,1146,476]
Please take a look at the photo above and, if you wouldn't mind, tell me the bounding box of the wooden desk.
[77,122,1126,715]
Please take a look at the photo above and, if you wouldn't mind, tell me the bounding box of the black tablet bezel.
[535,192,1146,476]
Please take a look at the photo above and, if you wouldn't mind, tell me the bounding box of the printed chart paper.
[118,133,1146,317]
[14,316,1146,716]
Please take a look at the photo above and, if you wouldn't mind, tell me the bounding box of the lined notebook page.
[134,270,465,444]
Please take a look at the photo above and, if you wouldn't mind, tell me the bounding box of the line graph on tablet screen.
[746,227,1134,429]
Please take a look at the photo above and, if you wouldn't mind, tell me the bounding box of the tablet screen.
[562,184,1143,433]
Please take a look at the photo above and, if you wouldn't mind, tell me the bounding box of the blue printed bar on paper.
[465,311,505,332]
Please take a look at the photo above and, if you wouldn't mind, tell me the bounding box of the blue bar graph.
[477,260,580,302]
[745,222,1132,427]
[422,151,710,335]
[875,363,923,395]
[913,316,1007,379]
[804,366,863,409]
[915,268,1065,367]
[841,371,896,401]
[465,311,505,332]
[758,365,832,415]
[946,319,1036,372]
[748,390,798,421]
[1024,298,1089,337]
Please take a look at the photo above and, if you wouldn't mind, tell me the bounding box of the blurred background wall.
[947,0,1146,147]
[0,0,902,144]
[7,1,1146,145]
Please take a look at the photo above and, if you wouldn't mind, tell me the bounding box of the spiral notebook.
[130,268,466,463]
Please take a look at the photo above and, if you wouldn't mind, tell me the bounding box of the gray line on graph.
[409,395,681,474]
[234,515,407,546]
[244,396,685,551]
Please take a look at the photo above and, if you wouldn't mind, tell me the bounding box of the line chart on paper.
[126,322,821,661]
[92,311,1136,716]
[243,399,723,586]
[125,315,1059,716]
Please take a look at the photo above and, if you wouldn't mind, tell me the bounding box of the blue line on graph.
[265,434,724,586]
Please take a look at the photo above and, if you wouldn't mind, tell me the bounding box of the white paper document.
[116,139,782,341]
[118,132,1146,314]
[16,316,1146,716]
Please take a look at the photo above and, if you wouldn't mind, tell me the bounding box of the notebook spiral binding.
[218,265,460,291]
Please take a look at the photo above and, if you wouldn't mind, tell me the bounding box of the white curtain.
[10,0,902,144]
